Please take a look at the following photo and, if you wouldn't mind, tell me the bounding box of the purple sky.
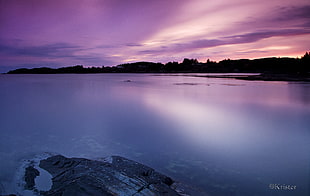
[0,0,309,72]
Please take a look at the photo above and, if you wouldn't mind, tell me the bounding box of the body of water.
[0,74,309,195]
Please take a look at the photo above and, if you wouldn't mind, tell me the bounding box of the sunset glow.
[0,0,309,72]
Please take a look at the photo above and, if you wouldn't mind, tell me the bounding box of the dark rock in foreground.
[24,166,40,190]
[0,192,16,196]
[25,155,196,196]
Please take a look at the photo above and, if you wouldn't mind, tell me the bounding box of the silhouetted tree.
[300,51,310,74]
[301,51,310,60]
[182,58,198,65]
[6,53,310,75]
[164,61,179,72]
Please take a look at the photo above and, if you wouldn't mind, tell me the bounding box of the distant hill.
[6,52,310,75]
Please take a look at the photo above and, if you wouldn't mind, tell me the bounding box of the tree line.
[7,52,310,75]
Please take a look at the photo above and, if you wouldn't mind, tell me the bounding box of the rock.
[24,166,40,190]
[31,155,192,196]
[0,195,17,196]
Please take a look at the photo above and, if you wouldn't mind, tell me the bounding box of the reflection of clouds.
[142,88,310,180]
[288,83,310,105]
[143,93,251,151]
[218,80,309,109]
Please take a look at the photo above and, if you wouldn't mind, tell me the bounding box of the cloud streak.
[0,0,309,70]
[140,28,310,55]
[0,42,116,68]
[0,43,80,58]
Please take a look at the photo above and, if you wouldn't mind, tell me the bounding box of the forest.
[7,52,310,75]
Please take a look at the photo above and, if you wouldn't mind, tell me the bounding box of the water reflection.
[288,82,310,105]
[0,74,309,196]
[143,94,249,149]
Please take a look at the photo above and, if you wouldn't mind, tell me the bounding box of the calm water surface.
[0,74,309,195]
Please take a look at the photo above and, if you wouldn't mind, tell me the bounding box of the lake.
[0,74,309,195]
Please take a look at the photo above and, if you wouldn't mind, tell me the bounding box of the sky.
[0,0,309,72]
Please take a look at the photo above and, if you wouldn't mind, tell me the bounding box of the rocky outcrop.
[24,155,194,196]
[24,166,40,190]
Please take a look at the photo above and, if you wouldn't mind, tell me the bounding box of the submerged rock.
[23,155,196,196]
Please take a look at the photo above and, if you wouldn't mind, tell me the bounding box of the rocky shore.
[12,155,204,196]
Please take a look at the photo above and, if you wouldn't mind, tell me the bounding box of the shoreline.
[186,73,310,82]
[2,72,310,82]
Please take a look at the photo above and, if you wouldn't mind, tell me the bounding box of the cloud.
[0,42,80,58]
[139,49,165,54]
[134,1,310,60]
[139,28,310,55]
[189,39,225,49]
[223,29,310,44]
[0,0,309,67]
[126,43,144,47]
[0,0,187,46]
[274,5,310,22]
[74,56,114,66]
[233,4,310,31]
[0,41,116,67]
